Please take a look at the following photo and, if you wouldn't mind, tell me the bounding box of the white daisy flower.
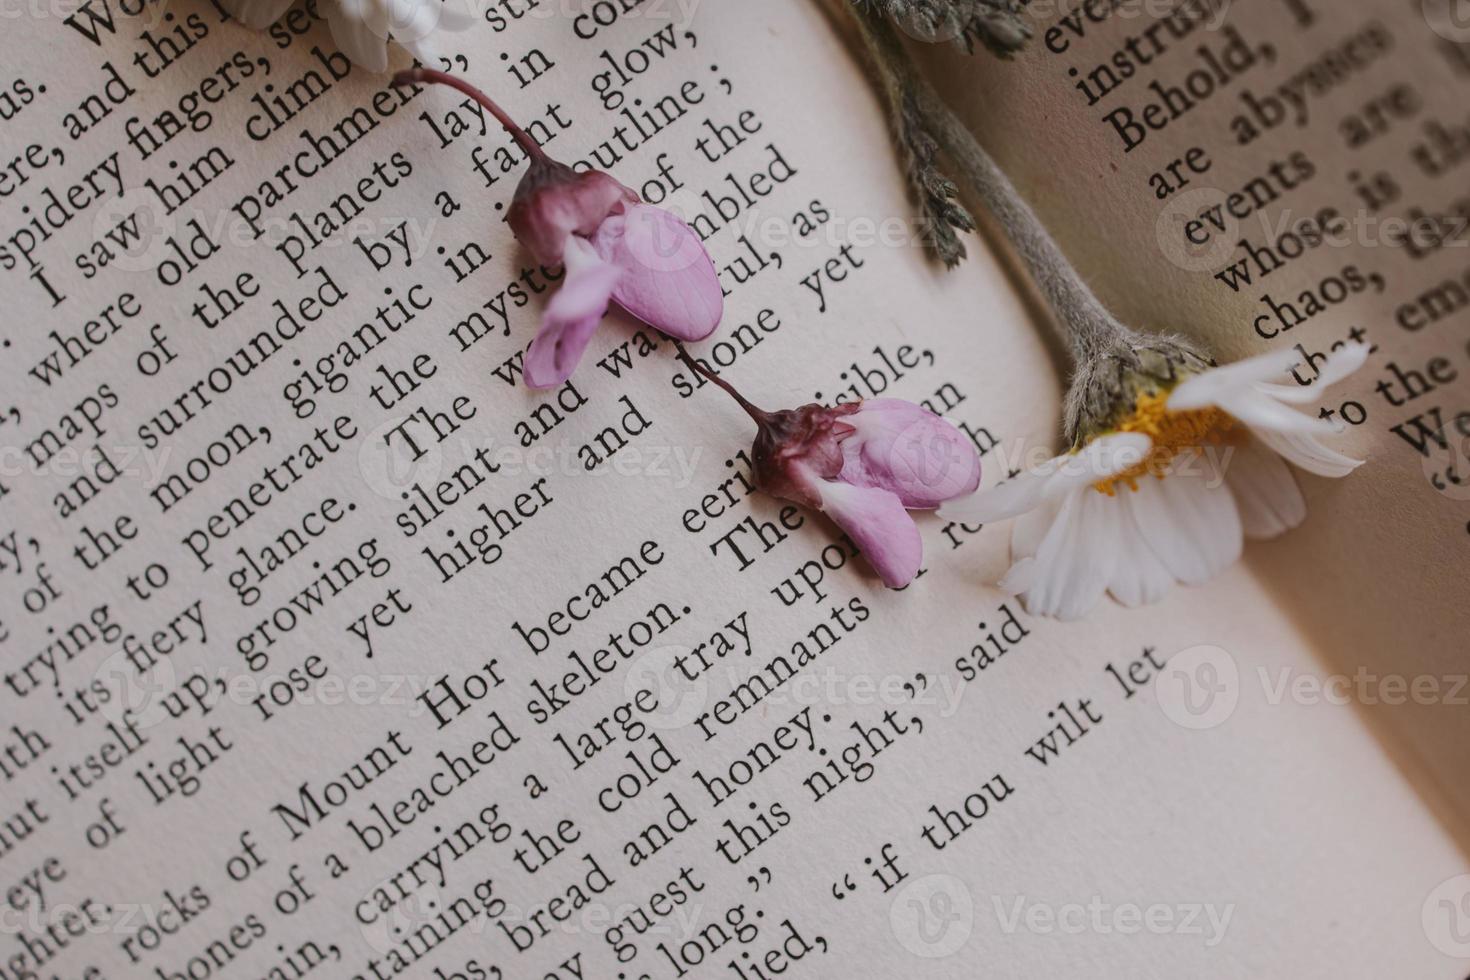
[940,344,1370,621]
[218,0,473,72]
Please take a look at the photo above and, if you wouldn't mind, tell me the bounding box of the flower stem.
[675,347,770,424]
[393,68,548,165]
[850,5,1138,365]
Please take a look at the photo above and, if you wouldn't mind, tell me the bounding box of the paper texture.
[0,1,1466,978]
[930,0,1470,843]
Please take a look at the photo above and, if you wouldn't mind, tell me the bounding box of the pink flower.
[684,353,981,588]
[394,70,723,388]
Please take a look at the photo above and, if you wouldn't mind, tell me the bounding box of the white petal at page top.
[940,344,1371,621]
[217,0,474,71]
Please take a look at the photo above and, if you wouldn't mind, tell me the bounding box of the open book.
[3,0,1468,976]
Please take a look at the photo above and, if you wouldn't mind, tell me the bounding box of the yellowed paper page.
[0,1,1463,978]
[931,0,1470,848]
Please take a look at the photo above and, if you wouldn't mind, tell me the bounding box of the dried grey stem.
[850,4,1214,443]
[1063,335,1215,444]
[862,0,1033,56]
[920,96,1216,440]
[853,5,976,267]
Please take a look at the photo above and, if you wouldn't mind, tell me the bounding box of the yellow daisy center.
[1091,391,1236,495]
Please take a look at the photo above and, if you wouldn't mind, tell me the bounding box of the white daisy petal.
[434,3,478,32]
[323,0,471,71]
[1308,342,1371,389]
[1176,458,1245,577]
[942,433,1152,526]
[329,4,391,72]
[1042,432,1153,497]
[1130,462,1242,586]
[388,0,439,34]
[1062,490,1125,620]
[1168,348,1302,410]
[402,34,447,68]
[1006,491,1081,615]
[1225,436,1307,539]
[1252,343,1372,405]
[1000,495,1060,595]
[939,465,1054,525]
[1108,488,1177,607]
[1021,489,1120,621]
[957,338,1369,620]
[401,35,433,65]
[1251,381,1322,404]
[1216,387,1337,435]
[1254,427,1363,478]
[1011,495,1060,561]
[998,556,1039,595]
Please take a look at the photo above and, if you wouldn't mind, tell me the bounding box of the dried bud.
[1064,332,1215,446]
[395,69,723,388]
[687,354,981,588]
[507,162,636,266]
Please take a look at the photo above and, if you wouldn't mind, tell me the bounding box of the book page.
[0,1,1464,979]
[927,0,1470,845]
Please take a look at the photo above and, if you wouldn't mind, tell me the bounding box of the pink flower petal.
[838,399,981,508]
[597,204,723,341]
[511,168,634,265]
[816,479,924,589]
[523,238,622,388]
